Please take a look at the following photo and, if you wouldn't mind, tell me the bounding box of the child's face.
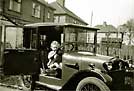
[51,46,58,51]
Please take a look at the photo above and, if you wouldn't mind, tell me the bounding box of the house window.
[9,0,21,12]
[47,12,50,19]
[73,20,77,24]
[32,2,41,18]
[54,16,58,23]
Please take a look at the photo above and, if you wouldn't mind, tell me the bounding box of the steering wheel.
[64,43,74,51]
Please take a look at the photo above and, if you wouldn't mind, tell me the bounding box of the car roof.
[24,22,99,31]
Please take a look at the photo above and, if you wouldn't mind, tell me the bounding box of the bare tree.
[123,19,134,45]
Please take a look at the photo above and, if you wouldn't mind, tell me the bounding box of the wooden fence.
[97,44,134,64]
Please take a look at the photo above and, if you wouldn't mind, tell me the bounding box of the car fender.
[65,68,111,85]
[91,68,112,83]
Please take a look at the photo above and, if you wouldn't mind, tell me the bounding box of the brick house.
[50,0,88,25]
[0,0,55,49]
[0,0,55,26]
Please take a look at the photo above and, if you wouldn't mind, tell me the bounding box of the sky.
[45,0,134,27]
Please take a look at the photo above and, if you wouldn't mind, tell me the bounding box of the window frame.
[64,27,96,52]
[32,2,41,18]
[4,26,23,49]
[9,0,22,12]
[47,11,51,19]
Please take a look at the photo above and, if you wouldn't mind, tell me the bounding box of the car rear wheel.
[76,77,110,91]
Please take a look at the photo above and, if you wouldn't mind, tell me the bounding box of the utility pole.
[90,11,93,27]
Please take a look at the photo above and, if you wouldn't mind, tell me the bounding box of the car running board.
[36,81,62,91]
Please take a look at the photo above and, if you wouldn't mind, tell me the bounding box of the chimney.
[57,0,65,7]
[103,21,107,27]
[0,0,3,13]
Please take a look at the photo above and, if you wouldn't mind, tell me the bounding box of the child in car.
[47,41,63,70]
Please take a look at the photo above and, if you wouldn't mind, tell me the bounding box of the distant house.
[50,0,88,25]
[95,22,123,56]
[0,0,55,26]
[95,22,122,43]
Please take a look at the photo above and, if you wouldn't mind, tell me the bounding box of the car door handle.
[4,51,9,54]
[65,63,79,70]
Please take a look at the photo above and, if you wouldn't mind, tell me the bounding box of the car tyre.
[76,77,110,91]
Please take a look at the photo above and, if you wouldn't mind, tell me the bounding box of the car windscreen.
[64,27,96,53]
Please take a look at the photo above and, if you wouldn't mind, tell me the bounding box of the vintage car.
[0,22,130,91]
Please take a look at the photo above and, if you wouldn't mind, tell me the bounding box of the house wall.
[22,0,41,22]
[54,15,65,23]
[97,32,122,43]
[54,15,84,24]
[66,15,73,23]
[65,15,85,25]
[2,0,54,24]
[44,8,54,22]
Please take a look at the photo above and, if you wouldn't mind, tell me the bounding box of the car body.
[0,22,126,91]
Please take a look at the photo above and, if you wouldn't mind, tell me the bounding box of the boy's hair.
[51,41,60,49]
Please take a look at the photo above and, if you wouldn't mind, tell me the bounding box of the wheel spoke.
[76,77,110,91]
[83,85,88,91]
[81,84,100,91]
[87,84,90,90]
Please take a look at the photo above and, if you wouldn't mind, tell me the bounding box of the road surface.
[0,86,46,91]
[0,86,22,91]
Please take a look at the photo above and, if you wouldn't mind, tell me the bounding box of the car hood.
[63,51,113,71]
[63,51,112,63]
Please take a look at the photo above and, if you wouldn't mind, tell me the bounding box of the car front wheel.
[21,75,32,90]
[76,77,110,91]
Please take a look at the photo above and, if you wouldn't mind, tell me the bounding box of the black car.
[0,23,132,91]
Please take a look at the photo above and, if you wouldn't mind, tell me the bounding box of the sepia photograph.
[0,0,134,91]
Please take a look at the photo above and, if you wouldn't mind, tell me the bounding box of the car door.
[3,49,40,75]
[2,26,40,75]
